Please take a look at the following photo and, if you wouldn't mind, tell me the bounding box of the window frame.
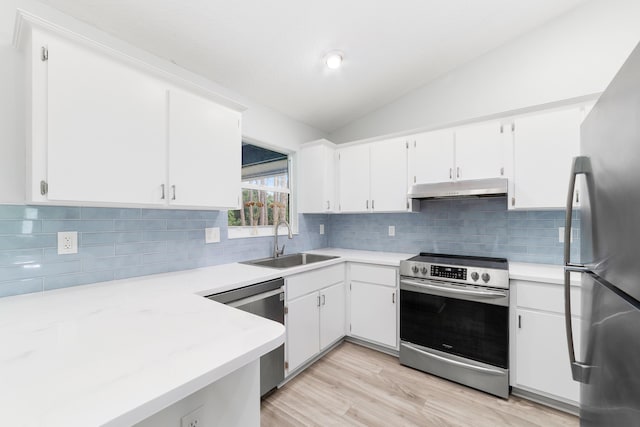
[227,146,298,240]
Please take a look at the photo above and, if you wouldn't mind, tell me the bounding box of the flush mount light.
[324,51,343,70]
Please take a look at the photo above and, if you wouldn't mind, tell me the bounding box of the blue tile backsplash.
[0,205,327,298]
[328,197,579,265]
[0,198,579,298]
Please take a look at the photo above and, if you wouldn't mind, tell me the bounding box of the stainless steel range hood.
[408,178,508,200]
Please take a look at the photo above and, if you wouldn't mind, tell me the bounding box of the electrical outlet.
[181,406,203,427]
[205,227,220,243]
[558,227,573,243]
[388,226,395,237]
[57,231,78,255]
[319,224,325,235]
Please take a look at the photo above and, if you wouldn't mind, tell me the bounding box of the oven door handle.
[403,343,505,376]
[400,279,506,299]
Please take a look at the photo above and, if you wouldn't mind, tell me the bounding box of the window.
[228,143,293,237]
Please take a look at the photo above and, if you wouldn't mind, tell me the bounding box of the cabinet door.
[47,35,167,204]
[286,292,320,373]
[169,89,241,208]
[455,122,506,181]
[410,130,455,184]
[298,143,336,213]
[320,282,346,350]
[516,309,581,402]
[350,282,397,348]
[512,108,581,209]
[337,144,371,212]
[370,139,408,212]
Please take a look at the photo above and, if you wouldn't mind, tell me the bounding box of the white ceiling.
[38,0,587,133]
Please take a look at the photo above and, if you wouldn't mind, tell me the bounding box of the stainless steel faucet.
[273,220,293,258]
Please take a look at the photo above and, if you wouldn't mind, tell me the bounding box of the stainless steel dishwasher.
[207,277,285,397]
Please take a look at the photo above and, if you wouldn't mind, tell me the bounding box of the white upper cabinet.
[409,123,507,185]
[298,141,336,213]
[45,33,167,205]
[455,122,507,181]
[18,21,244,208]
[337,144,371,213]
[370,139,409,212]
[168,89,241,209]
[511,107,582,209]
[409,129,455,184]
[337,139,409,213]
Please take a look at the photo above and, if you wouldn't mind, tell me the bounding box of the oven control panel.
[430,265,467,280]
[400,260,509,289]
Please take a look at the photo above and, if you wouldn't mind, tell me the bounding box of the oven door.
[400,277,509,369]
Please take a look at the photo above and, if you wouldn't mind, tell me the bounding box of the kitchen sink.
[241,253,339,269]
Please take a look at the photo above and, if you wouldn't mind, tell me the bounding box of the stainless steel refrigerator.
[564,41,640,426]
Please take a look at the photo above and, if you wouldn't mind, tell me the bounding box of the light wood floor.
[261,342,578,427]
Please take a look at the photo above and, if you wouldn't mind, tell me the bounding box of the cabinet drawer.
[350,263,397,287]
[286,264,344,301]
[514,280,581,316]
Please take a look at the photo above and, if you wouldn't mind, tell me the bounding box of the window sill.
[227,226,299,240]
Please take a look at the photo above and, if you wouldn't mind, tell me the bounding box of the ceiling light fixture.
[325,51,343,70]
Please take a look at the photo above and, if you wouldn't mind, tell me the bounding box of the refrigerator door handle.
[563,155,592,383]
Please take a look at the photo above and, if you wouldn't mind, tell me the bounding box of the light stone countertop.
[509,261,581,285]
[0,247,570,426]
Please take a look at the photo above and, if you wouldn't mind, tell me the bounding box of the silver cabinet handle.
[322,294,326,305]
[457,167,460,178]
[449,168,452,179]
[518,314,521,329]
[171,185,176,200]
[366,200,369,209]
[372,200,375,210]
[327,200,330,210]
[563,156,592,383]
[317,295,321,307]
[160,184,165,200]
[392,292,395,304]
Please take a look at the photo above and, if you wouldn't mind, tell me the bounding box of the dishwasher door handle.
[227,287,284,308]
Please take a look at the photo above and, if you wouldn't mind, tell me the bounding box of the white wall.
[0,0,325,204]
[329,0,640,143]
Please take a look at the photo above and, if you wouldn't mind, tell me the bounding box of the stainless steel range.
[399,253,510,399]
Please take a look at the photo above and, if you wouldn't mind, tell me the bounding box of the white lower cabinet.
[512,279,582,404]
[348,263,398,349]
[515,309,581,403]
[286,292,321,373]
[285,265,345,374]
[320,282,346,349]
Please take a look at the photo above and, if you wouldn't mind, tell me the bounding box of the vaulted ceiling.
[38,0,587,133]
